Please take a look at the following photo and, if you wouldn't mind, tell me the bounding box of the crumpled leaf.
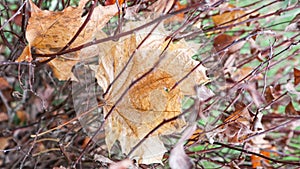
[169,124,196,169]
[0,77,11,90]
[250,112,272,168]
[105,0,125,6]
[213,34,245,54]
[286,81,300,101]
[17,0,117,80]
[285,101,299,115]
[93,22,208,164]
[212,4,246,27]
[220,102,253,143]
[148,0,175,15]
[294,68,300,86]
[109,159,134,169]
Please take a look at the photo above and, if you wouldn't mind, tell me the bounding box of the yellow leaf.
[94,22,208,164]
[17,0,117,80]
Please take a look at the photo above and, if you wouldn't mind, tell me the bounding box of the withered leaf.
[285,101,299,115]
[105,0,125,5]
[94,22,208,164]
[213,34,245,54]
[17,0,117,80]
[148,0,175,15]
[169,124,196,169]
[264,86,275,103]
[222,102,252,143]
[294,68,300,86]
[0,77,11,90]
[212,4,246,27]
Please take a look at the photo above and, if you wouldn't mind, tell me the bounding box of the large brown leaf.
[17,0,117,80]
[93,22,208,164]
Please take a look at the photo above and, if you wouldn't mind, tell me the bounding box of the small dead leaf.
[164,1,187,24]
[0,77,11,90]
[186,128,203,146]
[94,154,114,164]
[251,148,273,168]
[197,85,214,101]
[169,124,196,169]
[81,137,91,149]
[212,4,246,27]
[0,137,9,152]
[222,102,253,143]
[285,101,299,115]
[16,110,27,124]
[105,0,125,6]
[264,86,275,103]
[109,159,133,169]
[17,0,117,80]
[52,166,67,169]
[294,68,300,86]
[148,0,175,15]
[225,102,251,125]
[213,34,244,54]
[286,82,300,101]
[264,85,285,110]
[12,9,23,26]
[242,83,265,106]
[251,154,261,168]
[0,112,9,122]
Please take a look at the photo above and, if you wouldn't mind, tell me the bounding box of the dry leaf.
[52,166,67,169]
[213,33,245,54]
[109,159,133,169]
[164,1,187,24]
[148,0,175,15]
[264,86,275,103]
[285,101,299,115]
[94,154,114,164]
[264,85,287,110]
[105,0,125,6]
[0,77,11,90]
[294,68,300,86]
[0,112,9,122]
[81,137,91,149]
[0,137,9,166]
[251,147,274,168]
[221,102,253,143]
[286,82,300,101]
[17,0,117,80]
[16,110,28,124]
[232,67,263,82]
[212,4,246,27]
[0,137,9,152]
[169,124,196,169]
[93,22,208,164]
